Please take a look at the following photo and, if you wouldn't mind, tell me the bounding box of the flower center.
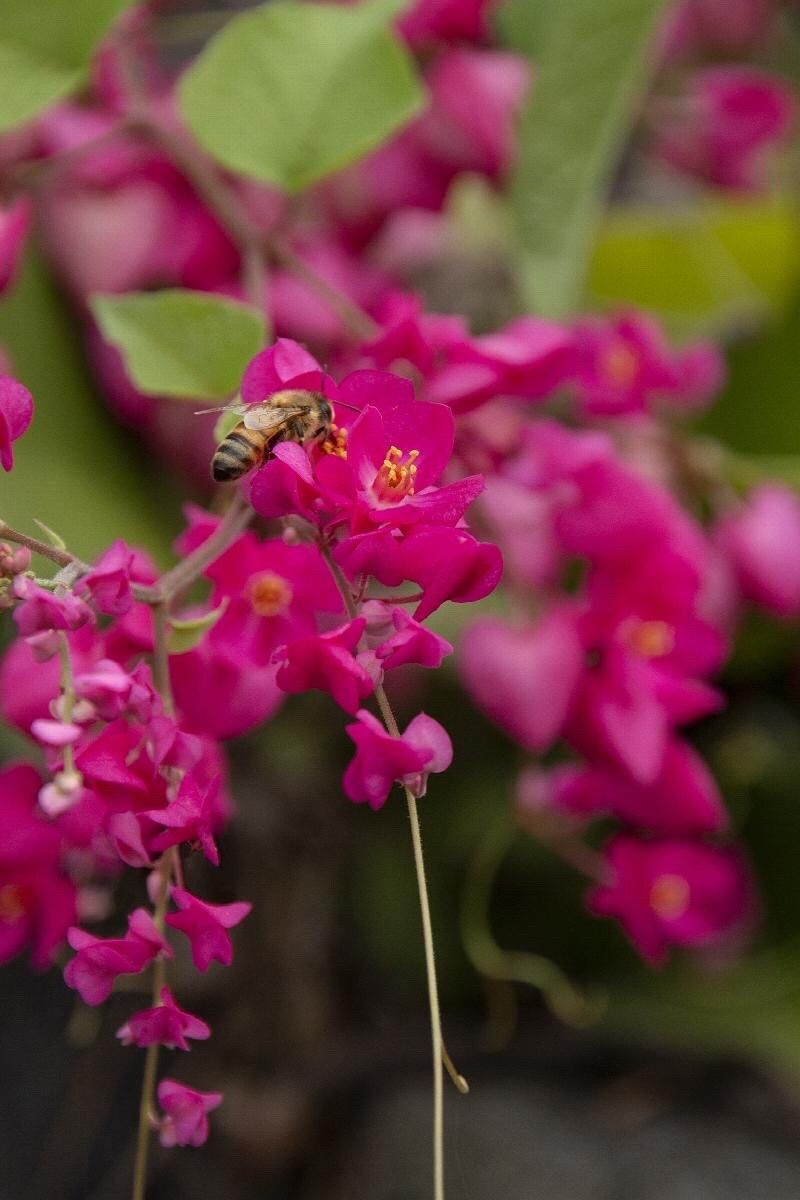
[321,424,348,458]
[375,445,419,500]
[601,340,639,389]
[623,618,675,659]
[649,873,691,921]
[0,883,26,923]
[247,572,293,617]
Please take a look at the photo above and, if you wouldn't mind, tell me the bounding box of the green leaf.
[167,600,229,654]
[32,519,67,551]
[0,0,130,133]
[506,0,669,318]
[0,248,177,563]
[178,0,424,192]
[91,290,265,401]
[589,196,800,338]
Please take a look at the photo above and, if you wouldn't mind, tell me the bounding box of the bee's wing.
[193,403,248,417]
[242,403,307,432]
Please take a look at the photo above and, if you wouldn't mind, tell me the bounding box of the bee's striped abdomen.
[211,423,266,482]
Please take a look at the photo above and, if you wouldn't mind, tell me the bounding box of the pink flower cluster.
[0,335,497,1143]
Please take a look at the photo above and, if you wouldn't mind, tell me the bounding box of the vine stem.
[131,848,175,1200]
[321,542,468,1200]
[0,492,252,607]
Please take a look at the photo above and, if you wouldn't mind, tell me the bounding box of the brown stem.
[128,113,375,340]
[0,492,251,608]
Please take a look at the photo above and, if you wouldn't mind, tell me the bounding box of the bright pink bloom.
[75,539,136,616]
[0,762,76,968]
[572,311,724,416]
[73,658,142,721]
[587,836,751,965]
[0,375,34,471]
[117,986,211,1051]
[424,317,577,413]
[334,525,503,622]
[373,607,453,671]
[661,0,774,59]
[459,609,584,753]
[397,0,497,47]
[713,486,800,618]
[170,636,283,740]
[165,888,251,972]
[142,776,219,866]
[156,1079,222,1148]
[64,908,172,1005]
[535,739,726,835]
[655,66,794,191]
[0,197,30,294]
[12,577,93,637]
[343,709,452,809]
[421,49,531,178]
[275,619,374,713]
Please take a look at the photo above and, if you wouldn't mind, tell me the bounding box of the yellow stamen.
[0,883,26,923]
[321,423,349,458]
[377,446,420,498]
[649,873,690,921]
[624,619,675,659]
[602,340,639,389]
[247,571,293,617]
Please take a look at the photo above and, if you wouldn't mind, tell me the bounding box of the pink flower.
[12,578,94,637]
[64,908,172,1005]
[156,1079,222,1148]
[655,66,794,191]
[587,836,751,965]
[275,619,375,713]
[142,775,219,865]
[373,607,453,671]
[397,0,497,47]
[713,486,800,618]
[343,709,452,809]
[0,375,34,471]
[661,0,774,59]
[424,317,577,413]
[535,738,726,835]
[0,762,76,968]
[334,524,503,622]
[0,198,29,294]
[572,311,724,416]
[459,609,584,752]
[165,888,251,972]
[75,540,136,616]
[117,986,211,1051]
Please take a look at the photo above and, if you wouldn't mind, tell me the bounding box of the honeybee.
[202,389,335,483]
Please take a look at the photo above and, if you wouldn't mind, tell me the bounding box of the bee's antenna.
[334,400,362,413]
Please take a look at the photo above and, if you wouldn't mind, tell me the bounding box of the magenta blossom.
[0,762,76,968]
[713,485,800,618]
[572,311,724,416]
[459,608,584,753]
[531,738,726,836]
[655,65,794,191]
[75,539,136,616]
[142,775,219,866]
[587,836,751,965]
[0,197,29,295]
[0,375,34,471]
[165,887,251,972]
[64,908,172,1005]
[397,0,498,48]
[275,619,374,714]
[372,606,453,671]
[156,1079,222,1148]
[117,986,211,1051]
[12,577,94,638]
[343,709,452,809]
[334,524,502,622]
